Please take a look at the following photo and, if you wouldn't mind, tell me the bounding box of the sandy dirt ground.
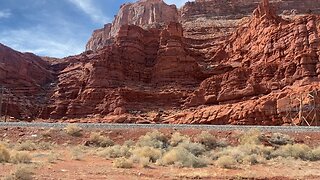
[1,127,320,180]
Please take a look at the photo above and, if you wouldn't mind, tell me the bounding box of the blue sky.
[0,0,192,58]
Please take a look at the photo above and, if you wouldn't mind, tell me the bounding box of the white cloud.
[0,9,11,19]
[164,0,194,8]
[0,26,84,58]
[68,0,110,24]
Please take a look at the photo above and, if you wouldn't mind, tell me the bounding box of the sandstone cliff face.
[86,0,179,51]
[169,0,320,125]
[0,43,54,119]
[2,0,320,125]
[47,22,202,120]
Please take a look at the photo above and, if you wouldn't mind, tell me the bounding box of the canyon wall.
[1,0,320,125]
[86,0,179,51]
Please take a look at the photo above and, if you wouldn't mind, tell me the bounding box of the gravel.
[0,122,320,132]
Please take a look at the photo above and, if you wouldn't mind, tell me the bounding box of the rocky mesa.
[1,0,320,125]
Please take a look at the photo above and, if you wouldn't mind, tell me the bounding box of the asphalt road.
[0,122,320,132]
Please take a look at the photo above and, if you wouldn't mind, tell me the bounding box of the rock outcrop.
[2,0,320,126]
[47,22,202,120]
[0,43,54,119]
[86,0,179,51]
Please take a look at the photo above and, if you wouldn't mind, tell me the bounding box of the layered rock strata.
[1,0,320,126]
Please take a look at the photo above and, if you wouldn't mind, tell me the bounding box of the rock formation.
[86,0,179,51]
[1,0,320,126]
[0,43,54,119]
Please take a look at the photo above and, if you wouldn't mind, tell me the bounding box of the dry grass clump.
[131,146,162,163]
[86,132,114,147]
[136,131,168,149]
[113,157,133,168]
[0,144,11,163]
[136,156,150,168]
[158,147,207,168]
[15,140,37,151]
[37,141,55,151]
[212,143,273,166]
[310,146,320,161]
[268,133,294,146]
[5,166,34,180]
[169,132,190,147]
[176,141,206,156]
[123,140,135,147]
[11,151,32,164]
[271,144,312,160]
[71,146,86,160]
[47,152,61,163]
[97,145,131,159]
[64,124,83,137]
[194,131,225,150]
[239,129,262,145]
[215,155,237,169]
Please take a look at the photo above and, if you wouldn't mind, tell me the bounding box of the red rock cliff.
[2,0,320,126]
[86,0,179,51]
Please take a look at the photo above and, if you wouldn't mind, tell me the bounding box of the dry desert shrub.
[169,132,190,147]
[215,155,237,169]
[136,130,168,149]
[136,156,150,168]
[123,140,135,147]
[97,145,131,159]
[194,131,223,150]
[71,146,86,160]
[15,141,37,151]
[86,132,114,147]
[239,129,262,145]
[0,144,11,163]
[37,141,55,151]
[310,146,320,161]
[47,152,61,164]
[158,147,207,168]
[131,146,162,163]
[212,144,273,165]
[176,141,206,156]
[64,124,83,137]
[268,133,294,146]
[5,166,34,180]
[271,144,312,160]
[11,151,32,164]
[113,157,133,168]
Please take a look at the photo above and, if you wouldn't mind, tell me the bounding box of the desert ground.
[1,126,320,180]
